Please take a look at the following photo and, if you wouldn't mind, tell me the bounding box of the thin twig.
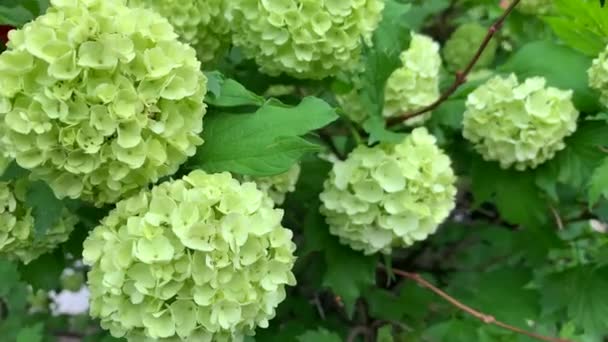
[347,325,372,342]
[378,265,572,342]
[387,0,521,127]
[550,206,564,231]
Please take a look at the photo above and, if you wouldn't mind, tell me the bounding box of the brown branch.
[347,325,372,342]
[387,0,521,127]
[550,206,564,231]
[378,265,572,342]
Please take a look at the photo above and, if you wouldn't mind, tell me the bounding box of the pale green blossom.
[320,128,457,255]
[242,164,301,205]
[463,74,579,170]
[0,0,207,206]
[0,154,77,264]
[228,0,384,79]
[83,170,297,341]
[442,23,497,72]
[128,0,231,63]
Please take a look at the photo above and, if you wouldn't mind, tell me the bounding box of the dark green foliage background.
[1,0,608,341]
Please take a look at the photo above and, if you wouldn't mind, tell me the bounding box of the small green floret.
[443,23,497,72]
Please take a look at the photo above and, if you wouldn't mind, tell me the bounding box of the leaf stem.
[378,265,572,342]
[386,0,521,127]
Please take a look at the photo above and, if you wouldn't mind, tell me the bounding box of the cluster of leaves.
[1,0,608,341]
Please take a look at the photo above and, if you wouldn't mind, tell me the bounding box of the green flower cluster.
[463,74,579,170]
[243,164,301,205]
[83,170,297,341]
[0,0,207,206]
[338,33,441,125]
[517,0,552,15]
[588,45,608,108]
[229,0,385,79]
[319,128,457,255]
[128,0,231,63]
[442,23,497,72]
[0,155,77,264]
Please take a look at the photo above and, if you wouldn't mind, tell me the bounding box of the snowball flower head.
[320,128,457,255]
[0,0,207,206]
[128,0,231,63]
[243,164,301,205]
[0,154,77,264]
[83,170,297,341]
[588,44,608,108]
[517,0,552,15]
[463,74,579,170]
[442,23,496,72]
[229,0,385,79]
[338,33,441,125]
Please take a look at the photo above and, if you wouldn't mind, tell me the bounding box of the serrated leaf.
[499,40,601,113]
[545,0,608,56]
[449,268,539,328]
[190,97,338,176]
[322,242,377,317]
[471,157,547,227]
[204,73,265,107]
[16,323,43,342]
[588,157,608,206]
[536,121,608,195]
[297,328,342,342]
[541,266,608,336]
[25,180,64,236]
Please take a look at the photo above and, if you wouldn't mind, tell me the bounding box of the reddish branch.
[0,25,14,44]
[387,0,522,127]
[379,265,571,342]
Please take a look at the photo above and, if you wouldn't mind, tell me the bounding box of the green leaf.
[190,97,338,176]
[0,160,28,182]
[424,319,479,342]
[362,115,407,144]
[322,242,377,317]
[359,0,411,143]
[204,73,265,107]
[536,121,608,195]
[541,266,608,337]
[589,157,608,206]
[0,5,33,26]
[449,268,539,328]
[471,157,547,227]
[16,323,43,342]
[499,40,601,113]
[18,249,64,290]
[25,180,64,236]
[0,259,20,296]
[377,325,394,342]
[401,0,450,31]
[297,328,342,342]
[544,0,608,56]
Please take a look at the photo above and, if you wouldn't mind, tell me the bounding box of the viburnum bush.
[1,0,608,342]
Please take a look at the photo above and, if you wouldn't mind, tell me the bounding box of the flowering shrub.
[0,1,606,341]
